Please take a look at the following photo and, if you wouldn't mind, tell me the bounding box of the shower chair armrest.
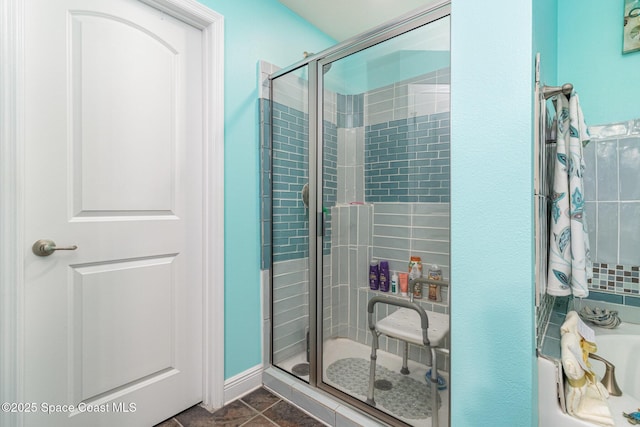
[367,296,430,347]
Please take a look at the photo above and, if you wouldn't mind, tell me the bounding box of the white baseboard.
[223,364,263,404]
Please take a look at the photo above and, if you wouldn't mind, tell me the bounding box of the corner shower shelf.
[359,286,449,308]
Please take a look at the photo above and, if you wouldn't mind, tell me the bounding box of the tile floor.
[154,387,326,427]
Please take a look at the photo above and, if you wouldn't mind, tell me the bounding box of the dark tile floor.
[154,387,327,427]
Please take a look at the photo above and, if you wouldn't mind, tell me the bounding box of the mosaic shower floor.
[278,337,449,427]
[326,357,439,419]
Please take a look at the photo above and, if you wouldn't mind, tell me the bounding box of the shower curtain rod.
[541,83,574,144]
[541,83,573,99]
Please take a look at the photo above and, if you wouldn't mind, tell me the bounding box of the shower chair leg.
[429,347,439,427]
[401,341,409,375]
[366,331,379,406]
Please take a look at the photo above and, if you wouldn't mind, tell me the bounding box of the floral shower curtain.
[547,93,592,298]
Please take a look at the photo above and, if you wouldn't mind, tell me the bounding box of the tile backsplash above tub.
[583,121,640,268]
[589,262,639,295]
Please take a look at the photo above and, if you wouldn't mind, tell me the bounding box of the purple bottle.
[369,260,379,290]
[379,260,390,292]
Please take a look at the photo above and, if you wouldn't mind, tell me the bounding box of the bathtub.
[539,321,640,426]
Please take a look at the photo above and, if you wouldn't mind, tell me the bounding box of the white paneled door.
[23,0,204,425]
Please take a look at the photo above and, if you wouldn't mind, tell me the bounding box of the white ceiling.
[278,0,439,42]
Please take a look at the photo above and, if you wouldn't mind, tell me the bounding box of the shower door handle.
[317,212,324,237]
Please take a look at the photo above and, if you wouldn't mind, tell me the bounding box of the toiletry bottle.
[390,272,398,294]
[379,261,390,292]
[427,264,442,301]
[428,284,438,301]
[398,272,408,296]
[427,264,442,281]
[408,256,422,276]
[369,260,379,290]
[410,263,422,299]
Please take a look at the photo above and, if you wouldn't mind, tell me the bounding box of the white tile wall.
[584,126,640,266]
[325,202,450,370]
[337,127,365,204]
[373,202,450,282]
[272,258,309,364]
[365,68,450,126]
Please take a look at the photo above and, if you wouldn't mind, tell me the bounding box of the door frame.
[0,0,225,422]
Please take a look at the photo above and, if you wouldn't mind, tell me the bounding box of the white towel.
[560,311,614,427]
[547,93,593,297]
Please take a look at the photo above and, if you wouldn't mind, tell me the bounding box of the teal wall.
[558,1,640,124]
[533,0,558,86]
[451,1,537,426]
[196,0,335,379]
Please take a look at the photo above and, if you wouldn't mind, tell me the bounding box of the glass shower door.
[319,14,451,427]
[270,66,312,380]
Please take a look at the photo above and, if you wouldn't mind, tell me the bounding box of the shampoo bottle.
[379,261,390,292]
[369,260,379,290]
[410,263,422,299]
[427,264,442,301]
[408,256,422,276]
[427,264,442,281]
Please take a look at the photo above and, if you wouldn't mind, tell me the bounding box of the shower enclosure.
[266,3,451,425]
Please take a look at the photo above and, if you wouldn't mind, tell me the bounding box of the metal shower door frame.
[313,5,452,424]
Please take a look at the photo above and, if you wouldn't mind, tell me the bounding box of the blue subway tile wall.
[271,101,310,263]
[263,69,452,265]
[268,102,337,262]
[364,113,450,203]
[260,98,272,269]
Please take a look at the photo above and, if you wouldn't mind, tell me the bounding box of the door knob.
[32,239,78,257]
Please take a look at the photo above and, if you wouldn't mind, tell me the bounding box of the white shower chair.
[366,278,449,426]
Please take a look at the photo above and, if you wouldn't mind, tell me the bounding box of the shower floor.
[277,337,449,427]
